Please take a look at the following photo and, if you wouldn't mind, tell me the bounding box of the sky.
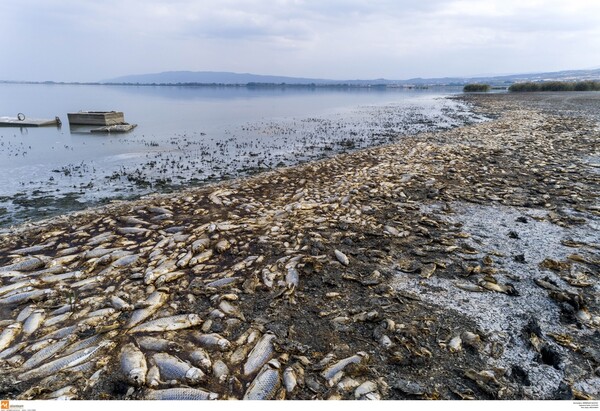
[1,0,599,82]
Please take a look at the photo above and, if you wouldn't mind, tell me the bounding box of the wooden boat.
[67,111,125,126]
[90,124,137,134]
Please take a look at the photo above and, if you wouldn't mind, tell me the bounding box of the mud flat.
[0,93,598,400]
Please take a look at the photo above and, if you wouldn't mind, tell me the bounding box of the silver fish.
[243,359,281,400]
[110,296,133,311]
[283,367,297,393]
[155,271,186,288]
[39,271,84,284]
[125,291,169,329]
[144,388,218,400]
[144,261,177,285]
[0,289,56,306]
[190,250,213,266]
[0,323,22,351]
[129,314,202,333]
[22,309,45,336]
[120,343,147,387]
[321,352,369,382]
[44,312,73,327]
[152,353,205,384]
[137,336,181,352]
[212,359,229,383]
[20,336,76,370]
[191,238,210,253]
[112,254,140,268]
[243,333,276,376]
[18,341,113,381]
[189,348,212,372]
[0,341,26,360]
[62,331,117,357]
[0,279,40,296]
[12,242,56,255]
[0,257,45,273]
[194,333,232,352]
[334,250,349,266]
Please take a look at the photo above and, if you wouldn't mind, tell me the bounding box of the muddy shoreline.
[0,93,599,400]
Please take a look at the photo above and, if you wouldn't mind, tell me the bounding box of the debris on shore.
[0,94,598,400]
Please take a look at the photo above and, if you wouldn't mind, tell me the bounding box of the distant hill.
[98,67,600,86]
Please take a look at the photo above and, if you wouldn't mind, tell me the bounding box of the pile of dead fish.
[0,95,598,400]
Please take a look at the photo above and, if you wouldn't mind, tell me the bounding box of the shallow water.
[0,84,487,226]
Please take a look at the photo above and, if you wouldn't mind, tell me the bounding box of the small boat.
[67,111,125,126]
[0,113,61,127]
[90,124,137,134]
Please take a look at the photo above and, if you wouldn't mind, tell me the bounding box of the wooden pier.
[90,124,137,134]
[0,114,61,127]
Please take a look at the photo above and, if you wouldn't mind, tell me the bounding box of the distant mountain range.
[103,68,600,86]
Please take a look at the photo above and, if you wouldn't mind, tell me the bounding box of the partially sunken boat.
[67,111,125,126]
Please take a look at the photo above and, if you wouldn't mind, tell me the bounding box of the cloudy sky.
[1,0,599,82]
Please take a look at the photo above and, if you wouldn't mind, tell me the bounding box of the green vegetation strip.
[509,81,600,92]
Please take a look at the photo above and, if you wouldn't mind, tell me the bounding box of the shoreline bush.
[463,84,490,92]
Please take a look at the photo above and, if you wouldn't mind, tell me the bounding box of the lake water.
[0,83,487,227]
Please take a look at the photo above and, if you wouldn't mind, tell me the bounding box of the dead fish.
[125,291,169,329]
[155,271,186,288]
[244,333,277,376]
[454,282,486,292]
[39,271,84,284]
[129,314,202,333]
[212,359,229,383]
[448,335,462,352]
[119,216,150,226]
[44,312,73,327]
[12,242,56,255]
[117,227,151,235]
[0,279,41,296]
[243,359,281,400]
[176,251,193,268]
[0,342,27,360]
[144,388,218,400]
[283,367,297,393]
[355,380,379,399]
[0,257,46,273]
[120,343,148,387]
[191,238,210,253]
[194,333,232,352]
[152,353,205,384]
[189,348,212,372]
[218,300,245,321]
[0,323,22,351]
[112,254,140,268]
[20,336,76,370]
[110,296,133,311]
[190,250,213,266]
[18,341,113,381]
[215,240,231,253]
[144,261,177,285]
[137,336,182,352]
[147,362,161,388]
[0,288,56,306]
[22,309,45,336]
[321,352,368,383]
[334,250,349,266]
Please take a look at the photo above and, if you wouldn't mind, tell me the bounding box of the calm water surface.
[0,84,486,226]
